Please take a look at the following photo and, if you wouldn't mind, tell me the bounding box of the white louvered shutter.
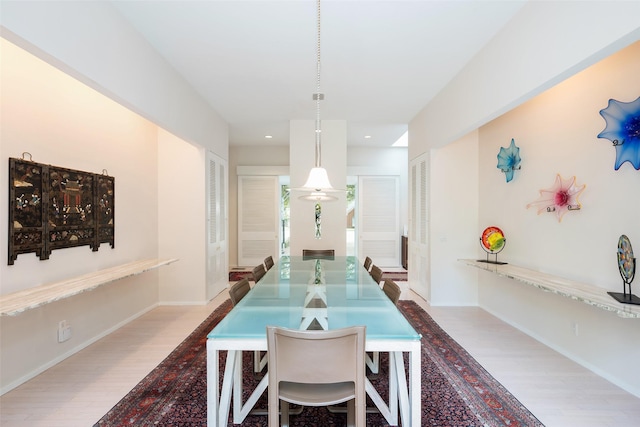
[358,176,400,267]
[238,175,279,266]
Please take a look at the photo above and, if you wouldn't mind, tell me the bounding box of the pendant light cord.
[315,0,322,168]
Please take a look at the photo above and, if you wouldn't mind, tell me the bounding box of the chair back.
[266,326,366,426]
[302,249,335,260]
[370,264,383,285]
[264,255,275,270]
[252,264,267,283]
[363,256,372,271]
[229,278,251,306]
[382,279,401,305]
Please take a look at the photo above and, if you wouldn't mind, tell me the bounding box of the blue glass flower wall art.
[496,138,521,182]
[597,96,640,170]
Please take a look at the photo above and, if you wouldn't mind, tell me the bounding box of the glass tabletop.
[208,256,421,340]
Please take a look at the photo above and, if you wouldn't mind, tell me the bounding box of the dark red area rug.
[94,300,543,426]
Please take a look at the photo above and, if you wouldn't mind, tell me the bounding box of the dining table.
[206,255,422,426]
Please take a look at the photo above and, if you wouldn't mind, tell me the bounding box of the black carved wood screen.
[8,158,115,265]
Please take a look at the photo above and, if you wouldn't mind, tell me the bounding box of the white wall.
[0,1,231,386]
[429,132,479,305]
[157,129,207,304]
[479,43,640,283]
[0,38,160,291]
[409,0,640,155]
[476,41,640,397]
[0,38,161,393]
[408,1,640,397]
[0,0,228,158]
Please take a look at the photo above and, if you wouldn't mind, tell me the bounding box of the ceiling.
[111,0,527,147]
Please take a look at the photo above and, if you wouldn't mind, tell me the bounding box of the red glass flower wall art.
[526,174,585,222]
[496,138,521,182]
[597,96,640,170]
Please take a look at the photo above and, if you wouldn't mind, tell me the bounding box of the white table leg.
[393,351,410,426]
[410,344,421,427]
[206,342,219,427]
[219,350,237,426]
[232,350,244,421]
[387,352,398,425]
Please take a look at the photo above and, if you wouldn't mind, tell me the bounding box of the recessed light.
[364,135,371,139]
[265,135,273,139]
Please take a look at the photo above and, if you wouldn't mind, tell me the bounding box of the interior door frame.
[206,150,228,300]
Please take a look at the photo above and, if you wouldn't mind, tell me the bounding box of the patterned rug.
[94,300,543,426]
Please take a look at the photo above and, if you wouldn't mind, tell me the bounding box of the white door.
[206,151,228,300]
[237,175,280,267]
[357,175,400,267]
[409,153,430,301]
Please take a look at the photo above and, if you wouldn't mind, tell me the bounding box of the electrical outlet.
[571,321,579,337]
[58,320,72,343]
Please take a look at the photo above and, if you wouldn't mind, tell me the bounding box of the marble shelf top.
[460,259,640,319]
[0,258,178,316]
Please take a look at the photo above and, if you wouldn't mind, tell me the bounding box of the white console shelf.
[460,259,640,319]
[0,258,178,317]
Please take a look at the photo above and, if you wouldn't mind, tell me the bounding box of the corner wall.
[429,132,480,305]
[157,129,207,304]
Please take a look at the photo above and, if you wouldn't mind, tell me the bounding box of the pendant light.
[299,0,338,202]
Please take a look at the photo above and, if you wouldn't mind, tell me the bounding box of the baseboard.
[481,305,640,399]
[0,303,158,396]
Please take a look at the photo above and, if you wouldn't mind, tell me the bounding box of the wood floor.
[1,290,639,427]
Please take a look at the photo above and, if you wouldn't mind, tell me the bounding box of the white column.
[289,120,347,256]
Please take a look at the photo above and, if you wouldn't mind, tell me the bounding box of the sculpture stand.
[608,258,639,305]
[477,238,508,265]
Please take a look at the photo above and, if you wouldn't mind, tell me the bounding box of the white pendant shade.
[299,191,338,202]
[302,167,333,191]
[299,167,337,201]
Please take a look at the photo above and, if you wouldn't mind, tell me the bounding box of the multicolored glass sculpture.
[526,174,585,222]
[597,96,640,170]
[496,138,521,182]
[608,234,638,305]
[617,235,635,284]
[478,226,507,264]
[481,226,506,253]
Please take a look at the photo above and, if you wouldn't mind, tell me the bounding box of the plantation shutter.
[358,175,400,267]
[238,175,280,267]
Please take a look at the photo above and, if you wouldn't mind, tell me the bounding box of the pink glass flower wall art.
[597,96,640,170]
[526,174,585,222]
